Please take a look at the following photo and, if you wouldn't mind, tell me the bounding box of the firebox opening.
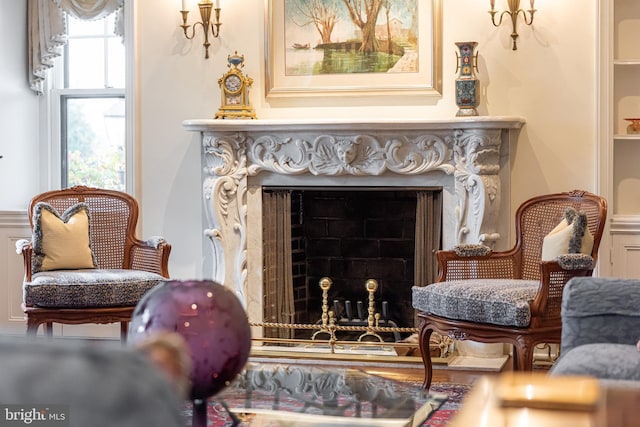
[262,187,443,343]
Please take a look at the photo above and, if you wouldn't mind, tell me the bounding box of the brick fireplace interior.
[262,187,442,342]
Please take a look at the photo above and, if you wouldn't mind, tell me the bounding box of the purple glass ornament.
[128,280,251,426]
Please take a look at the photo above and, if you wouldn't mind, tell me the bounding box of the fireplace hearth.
[184,117,524,334]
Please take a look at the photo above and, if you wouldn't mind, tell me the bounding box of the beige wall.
[136,0,597,279]
[0,1,40,210]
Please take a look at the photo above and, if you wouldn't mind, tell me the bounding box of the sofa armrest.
[560,277,640,354]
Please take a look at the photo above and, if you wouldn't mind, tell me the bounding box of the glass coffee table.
[207,362,447,427]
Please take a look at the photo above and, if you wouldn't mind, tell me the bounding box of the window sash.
[59,91,125,190]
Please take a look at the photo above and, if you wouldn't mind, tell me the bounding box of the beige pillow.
[32,202,97,272]
[541,209,594,261]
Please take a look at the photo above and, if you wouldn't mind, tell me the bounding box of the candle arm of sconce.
[489,9,512,27]
[520,7,535,25]
[180,11,205,41]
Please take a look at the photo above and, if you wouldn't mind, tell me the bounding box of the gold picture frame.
[264,0,443,102]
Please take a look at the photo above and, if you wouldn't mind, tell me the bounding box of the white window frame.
[40,0,136,195]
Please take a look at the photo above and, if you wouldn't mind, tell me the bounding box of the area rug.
[182,381,471,426]
[422,382,472,427]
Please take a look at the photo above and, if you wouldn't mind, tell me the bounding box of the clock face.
[224,74,242,93]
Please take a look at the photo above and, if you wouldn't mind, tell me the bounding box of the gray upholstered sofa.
[549,276,640,384]
[0,338,185,427]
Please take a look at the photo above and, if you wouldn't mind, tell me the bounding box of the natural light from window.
[61,14,126,191]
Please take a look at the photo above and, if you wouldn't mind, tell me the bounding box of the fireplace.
[184,118,524,334]
[262,187,442,340]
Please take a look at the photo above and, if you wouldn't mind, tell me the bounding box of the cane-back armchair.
[17,186,171,341]
[412,190,607,389]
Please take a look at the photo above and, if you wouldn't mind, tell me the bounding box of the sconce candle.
[181,0,186,10]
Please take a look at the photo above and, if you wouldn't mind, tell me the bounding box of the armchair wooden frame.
[18,186,171,341]
[415,190,608,389]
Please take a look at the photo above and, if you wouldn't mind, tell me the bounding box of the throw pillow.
[541,208,594,261]
[32,202,97,272]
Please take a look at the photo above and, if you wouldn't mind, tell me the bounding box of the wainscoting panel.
[0,211,31,335]
[612,228,640,279]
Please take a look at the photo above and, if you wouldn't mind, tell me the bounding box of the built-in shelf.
[600,0,640,276]
[614,60,640,65]
[614,135,640,140]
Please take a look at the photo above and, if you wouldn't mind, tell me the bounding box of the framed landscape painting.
[265,0,442,101]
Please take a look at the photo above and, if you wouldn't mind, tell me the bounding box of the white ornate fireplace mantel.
[183,117,524,318]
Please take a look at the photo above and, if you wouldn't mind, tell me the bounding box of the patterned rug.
[421,382,472,427]
[182,381,471,426]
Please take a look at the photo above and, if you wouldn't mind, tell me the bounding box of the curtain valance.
[28,0,125,94]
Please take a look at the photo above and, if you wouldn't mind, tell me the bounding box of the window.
[53,13,127,191]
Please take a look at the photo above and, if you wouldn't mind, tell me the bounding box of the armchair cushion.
[24,269,166,308]
[412,279,539,327]
[32,202,97,272]
[541,208,594,261]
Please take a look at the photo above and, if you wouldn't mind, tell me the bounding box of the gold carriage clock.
[215,52,256,119]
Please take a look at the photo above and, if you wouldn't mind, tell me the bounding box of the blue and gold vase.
[455,42,479,116]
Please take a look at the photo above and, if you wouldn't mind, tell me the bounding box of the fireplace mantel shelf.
[184,117,524,316]
[183,116,525,133]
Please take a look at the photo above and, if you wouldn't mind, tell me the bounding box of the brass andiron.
[310,277,338,348]
[179,0,222,59]
[250,277,433,357]
[489,0,536,50]
[357,279,385,344]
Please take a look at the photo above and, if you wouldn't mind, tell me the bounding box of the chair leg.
[120,321,128,344]
[513,339,534,371]
[26,318,40,336]
[45,322,53,338]
[418,325,435,390]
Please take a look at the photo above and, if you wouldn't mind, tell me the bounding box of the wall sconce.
[489,0,536,51]
[179,0,222,59]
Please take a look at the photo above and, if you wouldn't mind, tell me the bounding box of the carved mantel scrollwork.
[186,118,524,307]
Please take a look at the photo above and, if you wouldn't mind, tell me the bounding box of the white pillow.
[541,209,594,261]
[32,202,97,272]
